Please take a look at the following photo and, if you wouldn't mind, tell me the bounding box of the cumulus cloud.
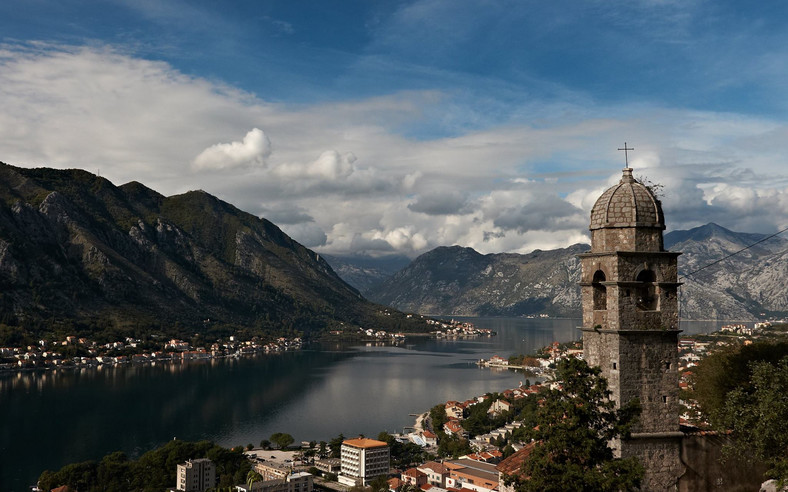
[349,236,397,253]
[481,186,586,234]
[193,128,271,170]
[280,222,327,248]
[259,204,315,225]
[3,43,788,260]
[408,189,470,215]
[273,150,356,180]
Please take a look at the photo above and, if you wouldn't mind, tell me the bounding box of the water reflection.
[0,317,723,490]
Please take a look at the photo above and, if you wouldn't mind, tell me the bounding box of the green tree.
[714,356,788,485]
[329,434,345,458]
[506,357,643,492]
[429,404,447,431]
[377,432,425,468]
[247,470,263,489]
[436,434,472,458]
[693,341,788,418]
[369,474,390,492]
[269,432,295,450]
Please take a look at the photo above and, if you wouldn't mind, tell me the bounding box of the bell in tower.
[580,162,684,490]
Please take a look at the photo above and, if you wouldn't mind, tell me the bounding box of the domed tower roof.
[590,168,664,231]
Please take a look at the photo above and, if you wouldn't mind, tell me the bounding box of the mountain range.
[2,160,783,340]
[329,223,788,321]
[0,162,423,340]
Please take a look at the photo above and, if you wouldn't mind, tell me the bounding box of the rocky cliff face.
[363,223,788,321]
[322,254,411,292]
[0,162,413,335]
[367,245,586,317]
[665,223,788,320]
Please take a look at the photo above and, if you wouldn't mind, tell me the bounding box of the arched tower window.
[635,269,658,311]
[592,270,606,310]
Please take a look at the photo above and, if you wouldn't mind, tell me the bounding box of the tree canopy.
[269,432,295,450]
[713,355,788,485]
[506,357,643,492]
[692,341,788,418]
[37,440,250,492]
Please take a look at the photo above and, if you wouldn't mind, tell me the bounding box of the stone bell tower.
[580,165,684,490]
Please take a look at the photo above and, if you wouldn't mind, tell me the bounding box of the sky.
[2,0,788,259]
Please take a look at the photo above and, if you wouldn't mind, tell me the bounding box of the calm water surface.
[0,317,720,490]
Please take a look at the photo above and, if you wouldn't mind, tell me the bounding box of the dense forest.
[37,440,251,492]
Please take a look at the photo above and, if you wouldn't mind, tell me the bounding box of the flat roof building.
[176,458,215,492]
[339,438,390,487]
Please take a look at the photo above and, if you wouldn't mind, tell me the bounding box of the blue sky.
[2,0,788,257]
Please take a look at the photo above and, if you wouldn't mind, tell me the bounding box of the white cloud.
[193,128,271,171]
[408,189,469,215]
[280,222,328,248]
[273,150,356,180]
[3,43,788,260]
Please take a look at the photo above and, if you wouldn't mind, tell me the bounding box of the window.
[635,269,658,310]
[592,270,606,310]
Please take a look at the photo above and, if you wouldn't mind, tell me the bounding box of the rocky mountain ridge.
[0,162,421,339]
[360,223,788,320]
[366,244,586,317]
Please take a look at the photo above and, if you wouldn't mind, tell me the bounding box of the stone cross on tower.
[618,142,634,167]
[580,163,684,490]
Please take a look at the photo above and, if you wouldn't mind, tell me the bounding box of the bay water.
[0,318,721,490]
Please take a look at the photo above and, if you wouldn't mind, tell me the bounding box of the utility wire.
[678,224,788,280]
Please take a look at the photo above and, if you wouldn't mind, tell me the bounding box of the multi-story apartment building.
[338,437,390,486]
[235,471,313,492]
[176,458,215,492]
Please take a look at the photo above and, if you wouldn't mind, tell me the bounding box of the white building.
[236,472,313,492]
[339,437,390,486]
[176,458,215,492]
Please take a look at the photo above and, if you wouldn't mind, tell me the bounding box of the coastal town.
[37,319,785,492]
[0,319,494,372]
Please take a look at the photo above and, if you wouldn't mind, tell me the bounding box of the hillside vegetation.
[0,162,425,341]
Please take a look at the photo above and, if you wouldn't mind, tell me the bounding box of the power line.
[678,224,788,280]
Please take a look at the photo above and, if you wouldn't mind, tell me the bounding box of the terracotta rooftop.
[404,468,428,478]
[496,443,536,476]
[343,437,388,448]
[418,461,449,474]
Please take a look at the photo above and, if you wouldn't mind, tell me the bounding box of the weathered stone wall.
[582,167,685,490]
[679,434,769,492]
[580,251,680,332]
[591,227,664,253]
[621,435,684,492]
[583,328,680,435]
[618,331,680,434]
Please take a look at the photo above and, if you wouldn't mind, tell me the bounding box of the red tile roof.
[404,468,428,478]
[418,461,449,474]
[343,437,388,449]
[496,443,536,476]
